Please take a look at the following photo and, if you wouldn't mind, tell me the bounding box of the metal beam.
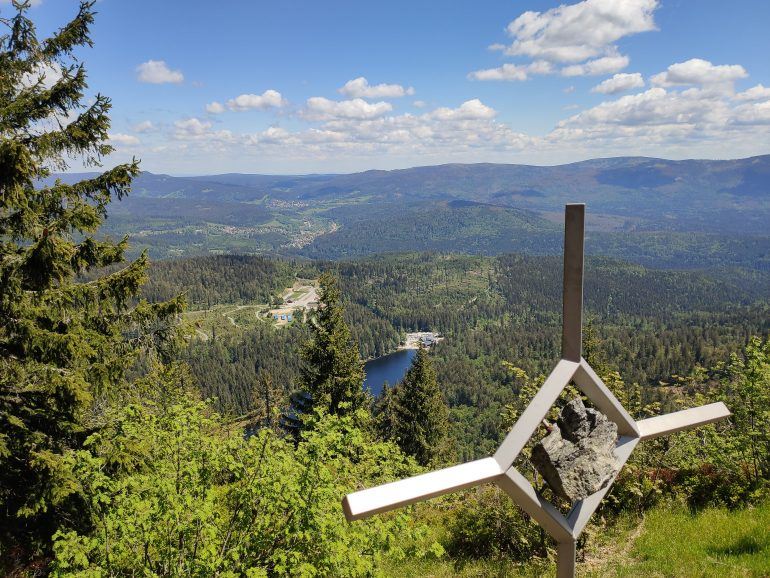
[496,467,573,543]
[494,359,578,469]
[557,540,576,578]
[342,457,503,521]
[573,360,640,438]
[566,435,638,537]
[562,204,585,362]
[636,402,731,440]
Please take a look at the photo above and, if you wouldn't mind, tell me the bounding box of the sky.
[9,0,770,174]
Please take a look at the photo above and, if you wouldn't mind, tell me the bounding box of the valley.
[160,252,770,458]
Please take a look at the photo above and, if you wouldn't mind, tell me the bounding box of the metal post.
[557,540,576,578]
[561,204,585,362]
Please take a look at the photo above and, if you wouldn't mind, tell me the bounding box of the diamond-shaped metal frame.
[493,357,639,544]
[342,204,730,577]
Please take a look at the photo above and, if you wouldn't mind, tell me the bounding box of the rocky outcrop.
[530,398,620,503]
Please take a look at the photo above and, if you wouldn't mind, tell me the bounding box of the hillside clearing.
[382,501,770,577]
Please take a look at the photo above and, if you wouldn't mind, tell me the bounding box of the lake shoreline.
[364,332,443,396]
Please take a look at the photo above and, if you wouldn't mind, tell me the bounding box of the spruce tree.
[373,380,397,439]
[300,272,366,416]
[250,368,285,430]
[390,346,449,466]
[0,1,183,558]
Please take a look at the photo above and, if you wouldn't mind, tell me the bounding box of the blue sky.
[11,0,770,174]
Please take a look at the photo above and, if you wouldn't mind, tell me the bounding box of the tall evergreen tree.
[389,346,449,466]
[250,368,285,430]
[373,380,397,439]
[300,272,366,416]
[0,1,183,560]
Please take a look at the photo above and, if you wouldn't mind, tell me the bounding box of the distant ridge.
[45,154,769,270]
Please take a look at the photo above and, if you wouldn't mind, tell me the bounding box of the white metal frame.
[342,204,731,577]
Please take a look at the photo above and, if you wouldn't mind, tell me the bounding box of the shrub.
[444,486,545,562]
[50,390,431,577]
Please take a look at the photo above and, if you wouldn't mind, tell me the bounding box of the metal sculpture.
[342,204,731,577]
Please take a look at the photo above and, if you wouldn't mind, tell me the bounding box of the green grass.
[383,501,770,577]
[596,503,770,577]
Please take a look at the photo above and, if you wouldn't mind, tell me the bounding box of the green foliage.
[246,369,286,430]
[301,273,367,417]
[662,337,770,509]
[50,379,430,577]
[378,346,449,466]
[141,254,296,309]
[182,319,307,415]
[444,487,545,563]
[606,338,770,514]
[0,0,182,561]
[384,499,770,577]
[720,337,770,485]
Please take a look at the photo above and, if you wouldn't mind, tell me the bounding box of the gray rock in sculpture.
[530,398,620,503]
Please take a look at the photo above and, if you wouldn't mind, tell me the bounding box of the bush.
[50,389,432,577]
[444,486,545,562]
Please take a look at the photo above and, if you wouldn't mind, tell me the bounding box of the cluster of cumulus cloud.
[115,0,770,166]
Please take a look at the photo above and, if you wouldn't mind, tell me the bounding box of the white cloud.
[471,0,657,85]
[502,0,658,63]
[145,61,770,172]
[651,58,747,87]
[226,90,285,111]
[562,53,629,76]
[173,118,212,138]
[548,83,770,151]
[339,77,414,99]
[21,62,62,89]
[592,72,645,94]
[413,100,427,108]
[171,118,235,145]
[469,63,529,82]
[563,85,575,94]
[136,60,184,84]
[469,61,553,82]
[108,133,140,145]
[557,87,716,128]
[733,100,770,125]
[206,101,226,114]
[155,95,531,169]
[428,99,496,121]
[304,97,393,120]
[735,84,770,101]
[133,120,155,133]
[245,126,299,146]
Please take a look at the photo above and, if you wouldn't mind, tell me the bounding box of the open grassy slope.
[382,501,770,577]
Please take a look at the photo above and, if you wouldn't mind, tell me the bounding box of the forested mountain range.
[151,253,770,458]
[49,155,770,268]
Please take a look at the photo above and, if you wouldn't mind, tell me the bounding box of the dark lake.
[364,348,416,397]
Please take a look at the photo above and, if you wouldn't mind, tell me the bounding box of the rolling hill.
[47,155,770,267]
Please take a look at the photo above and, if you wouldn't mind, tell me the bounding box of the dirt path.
[582,516,646,574]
